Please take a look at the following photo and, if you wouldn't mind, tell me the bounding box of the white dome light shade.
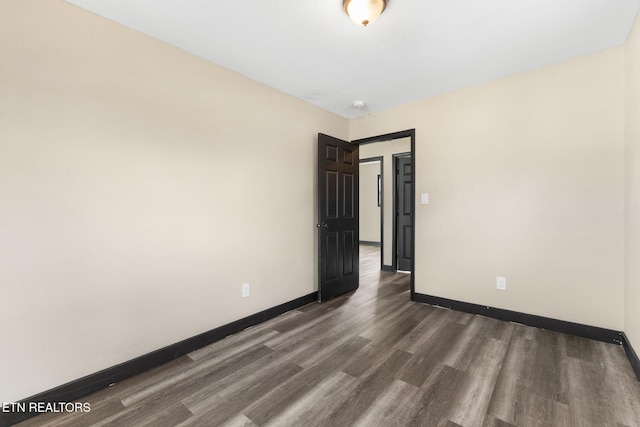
[343,0,388,27]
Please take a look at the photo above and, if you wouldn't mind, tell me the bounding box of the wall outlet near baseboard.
[496,277,507,290]
[242,283,250,298]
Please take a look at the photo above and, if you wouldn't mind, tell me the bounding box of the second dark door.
[396,155,412,271]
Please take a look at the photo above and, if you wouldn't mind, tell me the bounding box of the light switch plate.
[421,193,429,204]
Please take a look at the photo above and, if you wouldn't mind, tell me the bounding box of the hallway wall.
[625,12,640,356]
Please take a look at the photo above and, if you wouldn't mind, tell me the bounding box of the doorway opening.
[358,156,383,250]
[354,130,415,297]
[316,129,415,302]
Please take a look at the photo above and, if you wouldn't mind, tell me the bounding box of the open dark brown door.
[317,133,359,301]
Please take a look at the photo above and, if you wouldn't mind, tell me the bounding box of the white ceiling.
[65,0,640,118]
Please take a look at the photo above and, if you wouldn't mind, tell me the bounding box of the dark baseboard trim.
[0,292,318,427]
[381,265,395,272]
[412,293,623,345]
[621,332,640,381]
[359,241,381,247]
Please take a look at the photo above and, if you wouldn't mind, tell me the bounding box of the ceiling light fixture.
[343,0,388,27]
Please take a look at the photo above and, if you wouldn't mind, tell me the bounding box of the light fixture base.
[352,100,366,110]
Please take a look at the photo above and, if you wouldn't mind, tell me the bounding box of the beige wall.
[360,138,412,266]
[359,161,381,243]
[352,48,626,330]
[0,0,348,403]
[626,14,640,355]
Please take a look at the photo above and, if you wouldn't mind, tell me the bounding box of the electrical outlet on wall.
[496,277,507,291]
[242,283,250,298]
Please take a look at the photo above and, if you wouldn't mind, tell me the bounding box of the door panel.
[326,171,339,219]
[343,172,355,218]
[318,134,359,301]
[342,230,355,276]
[325,232,339,281]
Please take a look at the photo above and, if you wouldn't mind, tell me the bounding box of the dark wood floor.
[18,244,640,426]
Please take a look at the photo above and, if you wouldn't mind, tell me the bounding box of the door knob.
[316,223,328,229]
